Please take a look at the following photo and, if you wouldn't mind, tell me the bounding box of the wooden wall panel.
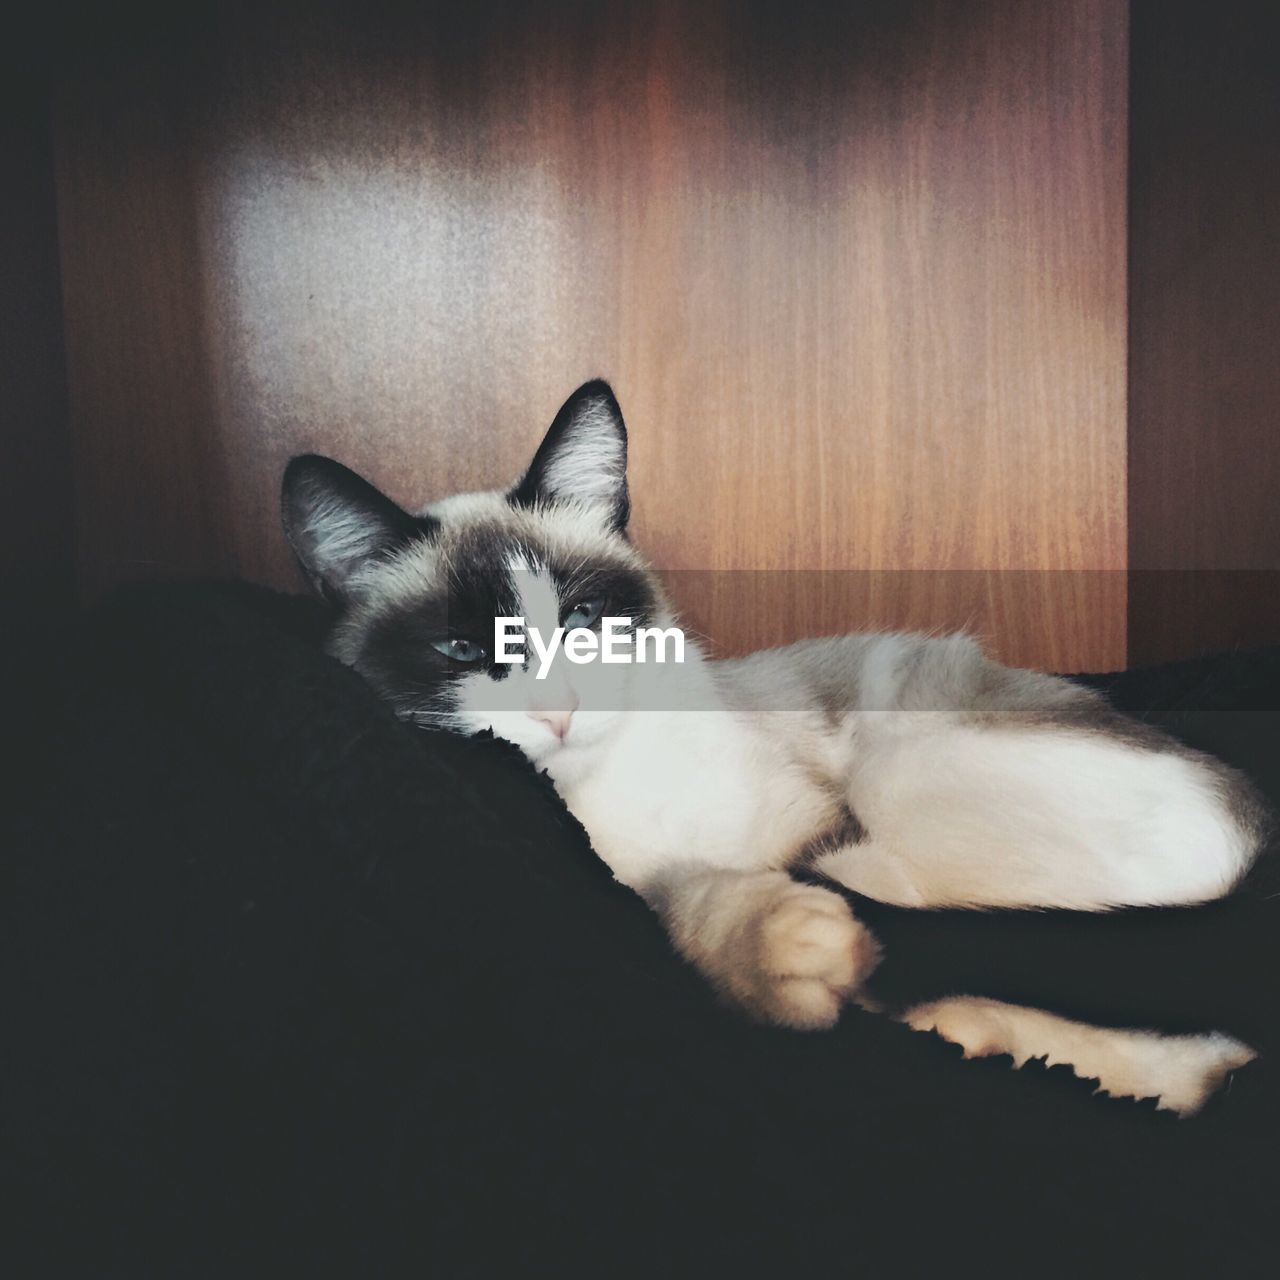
[1127,0,1280,666]
[54,0,1129,671]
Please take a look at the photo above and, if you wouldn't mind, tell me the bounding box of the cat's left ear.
[510,380,629,531]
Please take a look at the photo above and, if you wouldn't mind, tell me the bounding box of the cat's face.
[282,381,679,776]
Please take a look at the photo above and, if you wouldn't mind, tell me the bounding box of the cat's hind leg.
[827,719,1261,910]
[899,995,1256,1116]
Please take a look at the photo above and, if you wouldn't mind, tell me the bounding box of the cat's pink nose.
[529,708,575,741]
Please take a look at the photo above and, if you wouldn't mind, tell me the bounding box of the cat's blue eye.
[432,637,486,663]
[562,598,604,630]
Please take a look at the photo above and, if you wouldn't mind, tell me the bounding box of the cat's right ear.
[510,380,629,530]
[281,455,425,602]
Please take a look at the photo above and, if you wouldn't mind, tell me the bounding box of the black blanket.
[4,583,1279,1277]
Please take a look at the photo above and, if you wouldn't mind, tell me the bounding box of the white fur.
[817,717,1252,909]
[479,640,1253,914]
[900,995,1255,1116]
[459,636,841,883]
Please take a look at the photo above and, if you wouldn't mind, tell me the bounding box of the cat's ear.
[511,380,630,531]
[281,455,425,601]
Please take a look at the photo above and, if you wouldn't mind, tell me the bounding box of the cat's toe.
[755,886,880,1029]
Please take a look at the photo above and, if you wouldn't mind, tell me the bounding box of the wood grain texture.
[54,0,1129,671]
[1126,0,1280,665]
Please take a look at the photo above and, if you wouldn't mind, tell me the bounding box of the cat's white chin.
[465,708,619,775]
[525,740,593,784]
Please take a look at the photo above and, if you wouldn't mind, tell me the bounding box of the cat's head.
[281,380,684,775]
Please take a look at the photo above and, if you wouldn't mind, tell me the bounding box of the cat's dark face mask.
[281,381,682,766]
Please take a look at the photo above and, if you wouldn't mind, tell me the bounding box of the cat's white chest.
[552,709,833,890]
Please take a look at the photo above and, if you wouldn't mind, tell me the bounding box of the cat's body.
[283,380,1269,1113]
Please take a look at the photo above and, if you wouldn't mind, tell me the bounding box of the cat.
[281,379,1270,1115]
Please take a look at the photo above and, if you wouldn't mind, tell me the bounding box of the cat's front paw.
[741,881,880,1030]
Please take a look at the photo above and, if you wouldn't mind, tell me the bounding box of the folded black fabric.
[4,582,1277,1277]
